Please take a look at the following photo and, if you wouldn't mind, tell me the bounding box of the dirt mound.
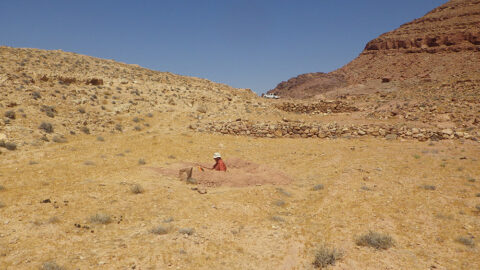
[151,157,293,187]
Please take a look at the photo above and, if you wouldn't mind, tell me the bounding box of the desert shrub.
[5,142,16,151]
[413,154,421,159]
[476,204,480,211]
[115,124,123,132]
[80,127,90,134]
[178,228,195,235]
[456,236,475,247]
[313,246,343,269]
[476,193,480,197]
[356,231,394,250]
[96,136,104,142]
[83,161,95,166]
[39,122,54,133]
[313,184,324,191]
[422,185,436,190]
[40,105,56,118]
[89,213,111,224]
[0,185,4,191]
[32,91,41,100]
[41,261,65,270]
[130,184,144,194]
[271,216,285,222]
[52,136,67,143]
[0,202,5,208]
[467,177,476,183]
[138,159,146,165]
[133,117,140,123]
[48,216,60,224]
[4,110,15,119]
[276,187,292,197]
[146,113,153,118]
[274,200,286,207]
[150,225,170,235]
[134,126,142,131]
[77,107,86,114]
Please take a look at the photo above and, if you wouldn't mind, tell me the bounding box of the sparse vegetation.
[4,110,15,119]
[0,185,4,191]
[276,187,292,197]
[178,228,195,235]
[89,213,111,224]
[133,117,140,123]
[48,216,60,224]
[456,236,475,247]
[41,261,65,270]
[271,216,285,222]
[115,124,123,132]
[422,185,436,190]
[413,154,421,159]
[476,204,480,211]
[39,122,54,133]
[313,184,324,191]
[96,136,104,142]
[313,246,343,269]
[52,136,67,143]
[356,231,394,250]
[40,105,56,118]
[138,158,146,165]
[467,177,476,183]
[77,107,86,114]
[0,202,5,208]
[130,184,144,194]
[274,200,286,207]
[80,127,90,134]
[150,225,170,235]
[476,193,480,197]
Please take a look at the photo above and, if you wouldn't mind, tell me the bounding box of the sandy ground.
[1,123,479,269]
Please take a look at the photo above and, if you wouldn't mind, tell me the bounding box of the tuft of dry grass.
[150,225,170,235]
[356,231,394,250]
[41,261,65,270]
[178,228,195,235]
[89,213,111,224]
[39,122,54,133]
[130,184,144,194]
[313,246,343,269]
[456,236,475,247]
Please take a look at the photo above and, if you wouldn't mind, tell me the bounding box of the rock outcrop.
[268,0,480,98]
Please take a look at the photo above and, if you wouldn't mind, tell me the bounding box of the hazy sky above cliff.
[1,0,448,93]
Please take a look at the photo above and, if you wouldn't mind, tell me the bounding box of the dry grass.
[130,184,144,194]
[356,231,394,250]
[313,246,343,269]
[89,213,111,224]
[41,261,65,270]
[456,236,475,247]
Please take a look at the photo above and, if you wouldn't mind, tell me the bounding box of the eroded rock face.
[268,0,480,98]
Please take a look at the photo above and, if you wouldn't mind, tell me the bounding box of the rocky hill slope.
[268,0,480,98]
[0,47,258,151]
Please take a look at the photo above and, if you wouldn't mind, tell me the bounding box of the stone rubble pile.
[193,120,479,142]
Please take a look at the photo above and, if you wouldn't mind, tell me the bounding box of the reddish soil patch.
[149,157,293,187]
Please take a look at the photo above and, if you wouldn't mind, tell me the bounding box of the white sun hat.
[213,152,221,159]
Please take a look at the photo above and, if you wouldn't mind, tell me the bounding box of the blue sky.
[0,0,447,94]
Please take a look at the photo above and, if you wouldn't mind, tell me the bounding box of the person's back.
[213,158,227,171]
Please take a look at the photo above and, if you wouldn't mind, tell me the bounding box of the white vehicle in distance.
[263,93,280,99]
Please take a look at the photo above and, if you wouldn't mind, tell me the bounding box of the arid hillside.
[268,0,480,99]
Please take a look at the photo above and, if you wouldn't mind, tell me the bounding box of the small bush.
[456,236,475,247]
[146,113,153,118]
[413,154,421,159]
[80,127,90,134]
[0,202,5,208]
[4,110,15,119]
[32,91,41,100]
[0,185,4,191]
[115,124,123,132]
[96,136,104,142]
[131,184,144,194]
[39,122,54,133]
[476,193,480,197]
[133,117,140,123]
[138,158,146,165]
[52,136,67,143]
[313,246,343,269]
[150,225,170,235]
[422,185,436,190]
[356,231,394,250]
[178,228,195,235]
[467,177,476,183]
[78,107,86,114]
[40,105,56,118]
[41,261,65,270]
[274,200,286,207]
[89,213,111,224]
[476,204,480,211]
[5,142,16,151]
[134,126,142,131]
[276,187,292,197]
[313,184,324,191]
[271,216,285,222]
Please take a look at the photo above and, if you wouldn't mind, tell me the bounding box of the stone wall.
[192,120,479,142]
[275,101,359,114]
